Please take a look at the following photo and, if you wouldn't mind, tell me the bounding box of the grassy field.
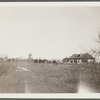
[0,60,100,93]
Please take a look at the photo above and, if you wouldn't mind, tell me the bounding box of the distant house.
[63,53,95,64]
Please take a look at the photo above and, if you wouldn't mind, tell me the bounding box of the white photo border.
[0,2,100,98]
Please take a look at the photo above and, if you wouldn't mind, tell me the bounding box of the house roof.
[69,53,95,59]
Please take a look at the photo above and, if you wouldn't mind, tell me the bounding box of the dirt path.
[15,66,31,93]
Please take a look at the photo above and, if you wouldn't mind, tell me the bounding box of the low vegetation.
[0,59,100,93]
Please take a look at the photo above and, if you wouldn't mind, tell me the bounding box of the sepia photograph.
[0,2,100,96]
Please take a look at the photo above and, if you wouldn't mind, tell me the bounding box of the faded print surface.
[0,5,99,93]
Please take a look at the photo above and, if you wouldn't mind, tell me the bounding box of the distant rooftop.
[69,53,94,59]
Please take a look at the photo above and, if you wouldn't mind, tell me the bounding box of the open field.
[0,60,100,93]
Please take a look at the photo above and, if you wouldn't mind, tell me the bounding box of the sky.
[0,6,100,59]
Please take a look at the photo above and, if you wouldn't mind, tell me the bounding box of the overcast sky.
[0,6,100,59]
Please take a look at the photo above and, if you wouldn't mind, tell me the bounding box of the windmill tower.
[28,53,33,60]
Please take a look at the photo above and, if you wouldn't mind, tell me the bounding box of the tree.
[90,33,100,62]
